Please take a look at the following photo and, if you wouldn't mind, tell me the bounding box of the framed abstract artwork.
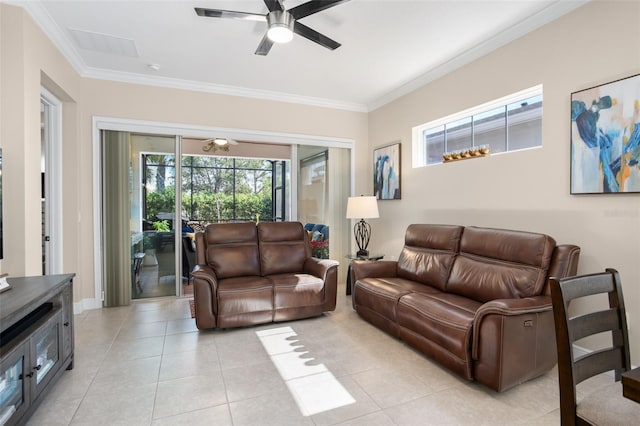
[373,142,401,200]
[571,73,640,194]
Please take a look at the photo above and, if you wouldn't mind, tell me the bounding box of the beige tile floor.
[26,287,612,426]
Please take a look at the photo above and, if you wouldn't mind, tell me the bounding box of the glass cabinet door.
[61,284,73,363]
[30,310,62,398]
[0,343,28,425]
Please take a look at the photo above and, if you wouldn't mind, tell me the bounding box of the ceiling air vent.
[68,28,139,57]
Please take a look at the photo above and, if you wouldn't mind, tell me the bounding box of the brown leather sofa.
[351,224,580,392]
[192,221,339,330]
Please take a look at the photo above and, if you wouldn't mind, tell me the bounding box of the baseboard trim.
[74,298,101,314]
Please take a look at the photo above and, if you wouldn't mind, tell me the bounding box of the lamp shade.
[346,196,379,219]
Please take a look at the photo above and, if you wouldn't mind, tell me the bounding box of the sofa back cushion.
[201,222,261,279]
[258,221,311,276]
[447,226,556,302]
[397,224,463,291]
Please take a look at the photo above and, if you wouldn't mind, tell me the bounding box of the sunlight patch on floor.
[256,326,355,416]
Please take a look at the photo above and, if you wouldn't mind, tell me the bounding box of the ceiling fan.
[195,0,350,56]
[202,137,239,152]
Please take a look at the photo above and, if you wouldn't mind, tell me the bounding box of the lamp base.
[354,219,372,259]
[356,249,369,258]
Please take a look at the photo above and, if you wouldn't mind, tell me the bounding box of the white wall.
[366,0,640,364]
[1,4,81,282]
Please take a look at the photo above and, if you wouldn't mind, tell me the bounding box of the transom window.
[412,85,543,167]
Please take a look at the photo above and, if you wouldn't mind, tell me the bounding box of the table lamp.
[346,195,379,257]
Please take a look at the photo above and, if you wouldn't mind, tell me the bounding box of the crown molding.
[82,67,369,112]
[366,0,590,111]
[17,0,88,76]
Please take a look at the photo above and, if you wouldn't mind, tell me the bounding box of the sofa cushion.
[396,224,463,291]
[447,227,556,302]
[355,277,440,322]
[270,273,325,309]
[216,275,274,327]
[258,222,311,275]
[204,222,261,279]
[397,291,480,364]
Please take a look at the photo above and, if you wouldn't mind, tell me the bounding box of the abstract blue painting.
[374,142,401,200]
[571,74,640,194]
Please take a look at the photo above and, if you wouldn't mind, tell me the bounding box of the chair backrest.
[258,221,310,276]
[182,236,196,275]
[396,224,463,291]
[448,226,557,302]
[196,222,261,278]
[550,268,632,424]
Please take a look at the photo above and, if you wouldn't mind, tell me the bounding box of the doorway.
[134,135,178,299]
[101,132,179,305]
[93,118,354,307]
[100,131,297,304]
[40,88,62,275]
[298,146,350,278]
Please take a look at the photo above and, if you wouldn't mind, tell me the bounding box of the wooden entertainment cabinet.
[0,274,74,426]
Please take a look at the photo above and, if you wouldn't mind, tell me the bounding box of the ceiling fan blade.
[288,0,350,20]
[255,33,274,56]
[263,0,285,12]
[293,21,341,50]
[194,7,266,22]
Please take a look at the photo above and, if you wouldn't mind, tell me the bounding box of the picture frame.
[373,142,401,200]
[570,73,640,194]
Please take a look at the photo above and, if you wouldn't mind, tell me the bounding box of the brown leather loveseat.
[192,221,339,330]
[351,224,580,392]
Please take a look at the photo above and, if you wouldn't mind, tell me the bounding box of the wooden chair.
[550,268,640,425]
[181,236,196,285]
[132,252,146,294]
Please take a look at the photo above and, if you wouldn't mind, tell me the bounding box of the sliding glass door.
[101,131,296,305]
[102,132,179,305]
[298,145,350,283]
[133,135,179,300]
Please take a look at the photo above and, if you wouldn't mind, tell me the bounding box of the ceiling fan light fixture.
[213,137,228,146]
[267,10,294,44]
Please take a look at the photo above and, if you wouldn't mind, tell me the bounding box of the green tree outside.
[145,155,279,223]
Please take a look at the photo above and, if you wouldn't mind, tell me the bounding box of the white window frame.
[412,85,543,168]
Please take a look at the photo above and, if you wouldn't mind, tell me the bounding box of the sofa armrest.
[543,244,581,296]
[351,260,398,282]
[304,257,339,279]
[191,265,219,330]
[304,258,339,311]
[472,296,552,360]
[471,295,557,391]
[191,264,217,282]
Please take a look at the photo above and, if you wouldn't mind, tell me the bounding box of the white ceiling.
[16,0,587,111]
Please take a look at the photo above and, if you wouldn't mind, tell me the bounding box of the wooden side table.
[345,253,384,295]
